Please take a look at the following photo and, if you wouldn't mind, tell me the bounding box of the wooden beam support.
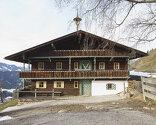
[69,58,71,71]
[94,57,96,71]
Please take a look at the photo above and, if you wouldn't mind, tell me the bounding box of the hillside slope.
[131,48,156,73]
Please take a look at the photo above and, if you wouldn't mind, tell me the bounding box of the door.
[80,80,91,95]
[79,60,92,70]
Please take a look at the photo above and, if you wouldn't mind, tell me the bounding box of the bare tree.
[55,0,156,44]
[0,79,3,103]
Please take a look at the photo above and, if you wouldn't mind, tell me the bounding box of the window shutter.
[44,82,47,88]
[54,81,57,88]
[112,84,116,90]
[61,81,64,88]
[106,84,108,89]
[36,82,39,88]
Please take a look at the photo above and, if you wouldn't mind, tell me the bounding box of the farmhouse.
[5,30,147,96]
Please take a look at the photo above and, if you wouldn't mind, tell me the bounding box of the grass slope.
[131,48,156,72]
[0,100,18,112]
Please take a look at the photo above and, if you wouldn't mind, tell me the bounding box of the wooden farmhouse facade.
[5,30,147,96]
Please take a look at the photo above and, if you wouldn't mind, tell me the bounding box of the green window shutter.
[112,84,116,90]
[106,84,108,89]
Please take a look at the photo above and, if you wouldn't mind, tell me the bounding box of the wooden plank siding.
[20,70,129,79]
[31,58,128,71]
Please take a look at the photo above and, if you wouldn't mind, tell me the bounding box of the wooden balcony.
[20,70,129,79]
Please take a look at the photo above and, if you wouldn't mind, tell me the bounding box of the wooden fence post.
[17,89,19,99]
[35,89,37,99]
[52,89,54,99]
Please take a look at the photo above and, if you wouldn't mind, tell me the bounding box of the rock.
[112,102,116,105]
[58,109,67,113]
[143,107,150,110]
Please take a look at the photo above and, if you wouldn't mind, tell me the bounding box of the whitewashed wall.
[92,80,128,96]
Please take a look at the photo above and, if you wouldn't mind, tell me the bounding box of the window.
[36,81,47,88]
[54,81,64,88]
[106,83,116,90]
[74,81,78,88]
[38,62,44,70]
[114,62,120,70]
[74,62,78,70]
[56,62,62,70]
[99,62,105,69]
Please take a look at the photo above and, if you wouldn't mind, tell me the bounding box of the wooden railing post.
[35,89,37,99]
[52,89,54,99]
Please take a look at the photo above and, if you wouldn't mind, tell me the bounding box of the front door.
[80,80,91,95]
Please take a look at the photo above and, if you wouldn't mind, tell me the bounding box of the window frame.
[56,62,62,70]
[99,62,105,70]
[74,62,79,70]
[38,62,44,70]
[54,81,64,88]
[114,62,120,70]
[106,83,116,90]
[36,81,47,88]
[74,81,79,88]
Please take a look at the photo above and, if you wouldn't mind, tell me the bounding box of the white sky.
[0,0,155,66]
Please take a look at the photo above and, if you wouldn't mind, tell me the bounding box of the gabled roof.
[5,30,147,63]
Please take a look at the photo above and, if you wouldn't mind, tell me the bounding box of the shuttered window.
[54,81,64,88]
[106,83,116,90]
[36,81,47,88]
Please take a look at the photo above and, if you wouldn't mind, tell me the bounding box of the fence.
[141,77,156,101]
[14,89,63,100]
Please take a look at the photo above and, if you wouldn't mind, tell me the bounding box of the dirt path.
[0,95,156,125]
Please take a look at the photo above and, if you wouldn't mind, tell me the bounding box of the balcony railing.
[20,70,129,79]
[38,50,129,57]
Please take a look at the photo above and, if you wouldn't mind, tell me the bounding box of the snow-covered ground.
[2,89,15,93]
[0,116,12,121]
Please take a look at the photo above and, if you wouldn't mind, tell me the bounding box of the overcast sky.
[0,0,156,66]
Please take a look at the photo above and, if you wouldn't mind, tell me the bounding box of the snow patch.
[130,71,156,78]
[2,89,15,93]
[0,116,12,121]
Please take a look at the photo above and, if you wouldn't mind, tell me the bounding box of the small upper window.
[74,62,79,70]
[114,62,120,70]
[74,81,78,88]
[38,62,44,70]
[56,62,62,70]
[99,62,105,69]
[106,83,116,90]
